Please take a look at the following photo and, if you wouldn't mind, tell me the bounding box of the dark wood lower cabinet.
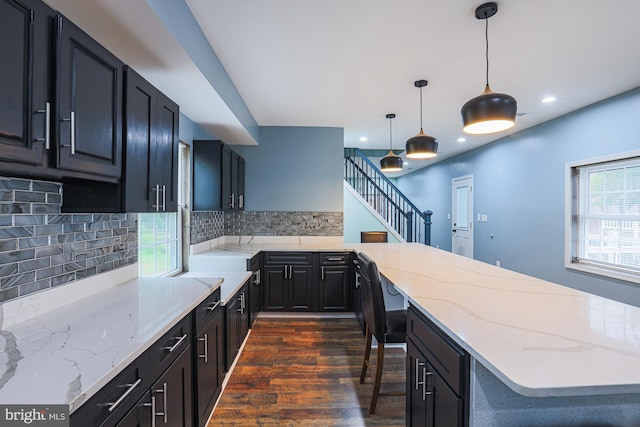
[318,265,351,311]
[226,282,250,371]
[151,347,192,427]
[194,306,225,427]
[406,305,469,427]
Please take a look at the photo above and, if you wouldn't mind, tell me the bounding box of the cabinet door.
[319,266,350,311]
[407,340,428,427]
[430,363,464,427]
[225,295,240,370]
[116,394,152,427]
[263,266,287,311]
[0,0,53,167]
[56,14,122,179]
[249,267,262,326]
[221,144,232,210]
[288,265,313,311]
[195,308,224,427]
[124,67,155,212]
[152,91,178,212]
[237,155,245,210]
[151,347,192,427]
[192,140,222,211]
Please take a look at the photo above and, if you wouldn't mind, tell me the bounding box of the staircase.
[344,148,432,245]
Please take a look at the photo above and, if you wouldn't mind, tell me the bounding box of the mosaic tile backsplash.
[191,211,225,244]
[224,211,343,236]
[0,177,137,303]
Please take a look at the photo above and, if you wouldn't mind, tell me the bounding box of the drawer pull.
[164,333,188,353]
[326,257,344,261]
[106,378,142,413]
[154,382,168,423]
[198,333,209,363]
[415,359,425,391]
[422,368,433,401]
[206,301,220,311]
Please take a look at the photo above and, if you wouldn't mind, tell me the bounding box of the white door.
[452,175,473,258]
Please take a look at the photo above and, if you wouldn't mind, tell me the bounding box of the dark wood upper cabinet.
[123,66,178,212]
[193,140,245,211]
[0,0,54,169]
[55,14,123,180]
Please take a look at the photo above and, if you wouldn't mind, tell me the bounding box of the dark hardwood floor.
[208,317,406,426]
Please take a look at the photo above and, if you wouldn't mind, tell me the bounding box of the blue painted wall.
[233,127,344,212]
[396,87,640,307]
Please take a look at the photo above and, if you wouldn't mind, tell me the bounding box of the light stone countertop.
[192,237,640,398]
[0,273,224,412]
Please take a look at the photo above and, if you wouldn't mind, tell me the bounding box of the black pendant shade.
[461,2,517,135]
[406,80,437,159]
[380,113,403,173]
[380,152,404,172]
[462,85,517,134]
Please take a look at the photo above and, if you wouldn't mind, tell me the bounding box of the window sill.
[565,261,640,286]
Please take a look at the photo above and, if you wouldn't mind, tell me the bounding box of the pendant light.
[380,114,403,172]
[461,2,517,135]
[406,80,438,159]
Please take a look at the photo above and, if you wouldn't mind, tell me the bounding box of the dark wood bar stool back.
[357,252,406,414]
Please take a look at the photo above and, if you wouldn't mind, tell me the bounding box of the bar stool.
[357,252,406,415]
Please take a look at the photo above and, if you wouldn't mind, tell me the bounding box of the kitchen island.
[191,236,640,425]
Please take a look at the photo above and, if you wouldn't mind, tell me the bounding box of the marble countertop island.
[191,236,640,398]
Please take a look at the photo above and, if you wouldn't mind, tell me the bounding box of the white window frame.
[137,141,190,278]
[565,150,640,285]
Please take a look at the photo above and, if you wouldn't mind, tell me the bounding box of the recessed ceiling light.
[542,96,557,103]
[457,137,467,143]
[359,136,368,142]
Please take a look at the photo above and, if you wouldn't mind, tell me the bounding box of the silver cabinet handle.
[230,194,235,209]
[198,333,208,363]
[206,301,220,311]
[321,266,325,280]
[239,194,244,209]
[162,185,166,211]
[148,396,156,427]
[152,184,161,211]
[70,111,75,154]
[61,111,76,154]
[283,265,288,280]
[257,269,261,285]
[422,368,433,401]
[106,378,142,413]
[289,265,293,279]
[327,257,344,261]
[154,382,167,423]
[35,102,51,149]
[415,359,424,391]
[164,333,187,353]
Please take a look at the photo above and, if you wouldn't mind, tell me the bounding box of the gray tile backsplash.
[190,211,225,244]
[0,176,137,303]
[224,211,343,236]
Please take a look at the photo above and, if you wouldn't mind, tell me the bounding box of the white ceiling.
[45,0,640,175]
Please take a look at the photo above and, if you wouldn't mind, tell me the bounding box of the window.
[138,212,179,277]
[138,141,190,277]
[566,151,640,284]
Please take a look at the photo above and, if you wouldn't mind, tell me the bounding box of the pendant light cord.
[419,87,424,131]
[484,14,490,87]
[388,116,393,150]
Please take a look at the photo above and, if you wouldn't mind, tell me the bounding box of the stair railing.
[344,148,432,245]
